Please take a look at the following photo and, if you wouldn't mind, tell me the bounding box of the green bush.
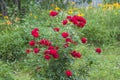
[80,8,120,46]
[0,26,31,61]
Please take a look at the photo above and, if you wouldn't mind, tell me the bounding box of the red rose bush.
[25,11,102,79]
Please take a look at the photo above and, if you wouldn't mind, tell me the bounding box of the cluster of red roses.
[62,15,86,28]
[26,10,102,77]
[71,50,82,58]
[49,10,86,28]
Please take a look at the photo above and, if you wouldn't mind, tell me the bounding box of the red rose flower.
[62,19,68,25]
[39,39,51,46]
[31,28,39,38]
[49,11,58,17]
[25,49,31,54]
[76,52,82,58]
[71,50,76,57]
[73,20,78,25]
[81,37,87,44]
[65,70,72,77]
[52,53,59,59]
[66,15,72,20]
[29,40,35,46]
[53,27,60,32]
[77,22,85,28]
[44,55,51,60]
[65,38,72,43]
[77,16,86,24]
[95,48,102,54]
[49,49,57,55]
[48,46,54,50]
[44,50,50,55]
[62,32,69,38]
[34,48,40,53]
[71,50,82,58]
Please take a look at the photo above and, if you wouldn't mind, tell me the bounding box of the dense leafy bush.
[0,26,31,61]
[23,10,103,80]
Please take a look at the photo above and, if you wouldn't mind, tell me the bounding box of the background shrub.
[0,26,31,61]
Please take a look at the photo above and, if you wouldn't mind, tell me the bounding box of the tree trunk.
[0,0,7,16]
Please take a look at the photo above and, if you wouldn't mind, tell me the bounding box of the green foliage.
[80,7,120,46]
[103,0,120,3]
[0,26,31,61]
[0,1,120,80]
[0,61,14,80]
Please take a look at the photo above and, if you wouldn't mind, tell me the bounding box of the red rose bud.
[29,40,35,46]
[55,46,59,50]
[53,27,60,32]
[81,37,87,44]
[44,55,51,60]
[25,49,31,54]
[95,48,102,54]
[34,48,40,53]
[62,19,68,25]
[62,32,69,38]
[65,70,72,77]
[64,43,69,48]
[49,11,58,17]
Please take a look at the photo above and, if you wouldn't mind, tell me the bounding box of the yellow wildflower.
[68,9,73,14]
[78,13,84,17]
[29,13,32,16]
[4,16,8,19]
[49,10,53,13]
[102,8,106,11]
[73,8,78,10]
[108,6,113,10]
[71,2,75,5]
[88,6,93,9]
[0,13,2,16]
[15,17,20,21]
[34,16,37,19]
[98,4,102,7]
[6,20,12,25]
[51,4,55,7]
[55,7,60,11]
[114,3,119,9]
